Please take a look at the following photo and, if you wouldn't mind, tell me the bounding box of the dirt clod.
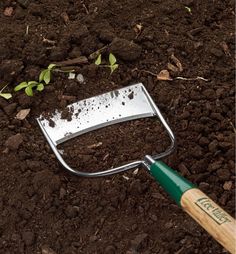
[208,140,219,153]
[60,107,72,121]
[104,245,117,254]
[0,59,24,82]
[110,38,142,61]
[64,205,78,218]
[17,94,32,107]
[0,97,8,108]
[4,103,17,115]
[216,168,231,181]
[5,133,23,150]
[210,48,223,58]
[22,231,35,246]
[130,233,148,251]
[99,28,116,43]
[32,170,60,198]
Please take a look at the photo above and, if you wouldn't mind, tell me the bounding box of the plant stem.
[53,68,75,73]
[0,84,9,93]
[139,69,157,76]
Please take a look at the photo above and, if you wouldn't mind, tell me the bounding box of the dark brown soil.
[60,118,170,173]
[0,0,235,253]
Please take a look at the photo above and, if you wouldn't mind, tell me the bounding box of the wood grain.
[181,188,236,254]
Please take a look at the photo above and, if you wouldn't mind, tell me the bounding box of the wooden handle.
[181,188,236,254]
[149,161,236,253]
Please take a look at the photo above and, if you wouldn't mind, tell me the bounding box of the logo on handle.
[195,197,231,225]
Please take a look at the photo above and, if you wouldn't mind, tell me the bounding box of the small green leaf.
[95,54,102,65]
[43,70,51,84]
[39,69,47,82]
[110,64,119,74]
[28,81,38,86]
[0,93,12,100]
[14,82,28,91]
[109,53,117,66]
[25,86,33,96]
[37,83,44,91]
[48,63,56,70]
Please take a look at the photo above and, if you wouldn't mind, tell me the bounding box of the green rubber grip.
[150,161,195,206]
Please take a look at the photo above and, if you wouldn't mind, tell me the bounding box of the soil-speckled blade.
[37,83,156,146]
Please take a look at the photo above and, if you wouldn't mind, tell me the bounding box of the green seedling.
[14,81,44,97]
[39,63,56,84]
[185,6,192,14]
[95,54,102,65]
[109,53,119,73]
[14,63,74,97]
[0,84,12,100]
[14,64,57,97]
[95,53,119,74]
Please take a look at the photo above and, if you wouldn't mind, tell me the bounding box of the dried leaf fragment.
[223,181,232,191]
[133,168,139,175]
[134,23,143,38]
[167,63,179,72]
[122,175,129,181]
[4,7,14,17]
[87,142,103,149]
[41,246,57,254]
[170,54,183,72]
[157,70,172,81]
[134,24,143,34]
[60,12,69,24]
[15,109,30,120]
[220,41,231,56]
[43,37,56,45]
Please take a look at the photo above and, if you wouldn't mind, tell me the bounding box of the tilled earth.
[0,0,235,253]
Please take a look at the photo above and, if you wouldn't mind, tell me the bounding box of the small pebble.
[223,181,232,190]
[76,74,85,83]
[68,72,76,79]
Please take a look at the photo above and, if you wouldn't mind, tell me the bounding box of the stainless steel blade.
[37,83,156,146]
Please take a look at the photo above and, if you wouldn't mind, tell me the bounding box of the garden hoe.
[37,83,236,253]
